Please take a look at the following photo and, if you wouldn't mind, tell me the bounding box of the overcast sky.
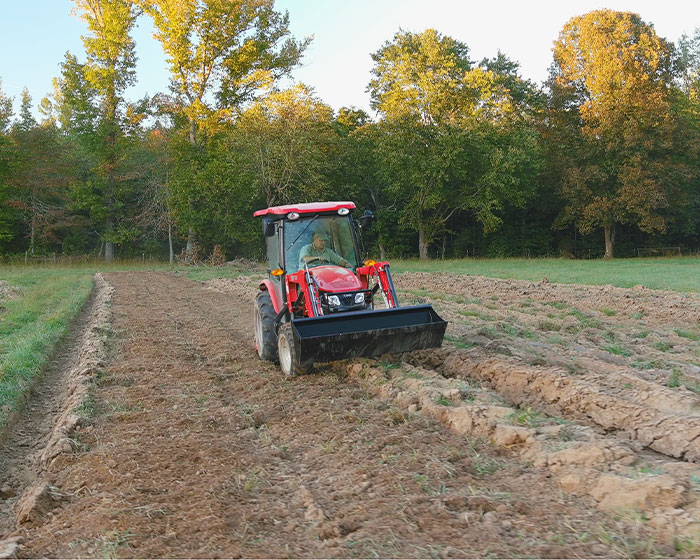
[2,0,699,118]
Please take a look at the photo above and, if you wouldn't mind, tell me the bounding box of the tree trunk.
[186,226,195,259]
[604,224,615,260]
[168,222,174,265]
[418,223,429,260]
[189,118,197,145]
[105,241,114,263]
[379,241,387,262]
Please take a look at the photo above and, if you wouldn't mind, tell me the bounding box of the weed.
[602,344,632,357]
[675,329,699,341]
[471,453,503,476]
[537,319,560,332]
[674,536,700,555]
[668,369,682,388]
[558,425,575,442]
[380,453,402,465]
[508,406,549,428]
[243,473,262,493]
[413,473,447,495]
[654,340,673,352]
[98,530,135,559]
[458,384,476,402]
[443,335,474,350]
[567,309,602,330]
[545,335,567,347]
[458,309,493,321]
[76,393,97,419]
[434,394,454,407]
[544,301,567,310]
[386,407,408,425]
[631,330,650,339]
[631,465,664,478]
[602,330,617,342]
[379,360,401,373]
[601,308,617,316]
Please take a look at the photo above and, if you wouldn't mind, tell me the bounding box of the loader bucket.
[291,304,447,365]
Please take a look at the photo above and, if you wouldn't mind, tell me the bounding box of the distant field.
[392,257,700,293]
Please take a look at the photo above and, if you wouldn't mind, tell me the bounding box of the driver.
[299,230,351,268]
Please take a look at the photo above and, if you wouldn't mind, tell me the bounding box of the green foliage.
[4,9,700,261]
[369,30,542,258]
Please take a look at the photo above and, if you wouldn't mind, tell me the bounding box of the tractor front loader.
[253,201,447,377]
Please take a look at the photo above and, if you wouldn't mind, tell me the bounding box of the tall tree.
[9,90,76,254]
[369,29,539,258]
[71,0,140,262]
[0,80,17,248]
[235,84,337,206]
[550,10,685,258]
[140,0,309,252]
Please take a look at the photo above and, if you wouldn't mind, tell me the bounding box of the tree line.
[1,2,699,262]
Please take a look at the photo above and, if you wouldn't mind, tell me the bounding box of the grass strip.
[391,257,700,293]
[0,269,94,430]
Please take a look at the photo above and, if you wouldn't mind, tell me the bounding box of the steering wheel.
[306,256,327,263]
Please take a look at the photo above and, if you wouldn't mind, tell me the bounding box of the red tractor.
[253,201,447,376]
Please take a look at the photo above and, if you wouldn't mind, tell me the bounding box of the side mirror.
[262,218,276,237]
[359,209,376,229]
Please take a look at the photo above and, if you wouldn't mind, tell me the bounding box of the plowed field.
[1,268,699,558]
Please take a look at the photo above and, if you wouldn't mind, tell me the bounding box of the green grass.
[602,344,633,357]
[392,257,700,293]
[179,265,264,282]
[0,268,94,429]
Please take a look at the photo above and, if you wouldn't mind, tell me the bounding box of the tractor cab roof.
[253,201,355,218]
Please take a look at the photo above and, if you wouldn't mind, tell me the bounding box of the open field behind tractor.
[1,257,700,557]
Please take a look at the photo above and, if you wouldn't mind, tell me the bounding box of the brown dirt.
[2,269,700,557]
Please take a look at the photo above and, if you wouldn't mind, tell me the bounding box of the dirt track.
[1,268,700,557]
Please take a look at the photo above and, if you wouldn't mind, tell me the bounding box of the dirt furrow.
[425,349,700,462]
[0,274,112,556]
[343,355,700,546]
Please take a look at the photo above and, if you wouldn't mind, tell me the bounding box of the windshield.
[285,215,358,272]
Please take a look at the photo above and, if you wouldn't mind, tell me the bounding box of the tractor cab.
[253,201,446,377]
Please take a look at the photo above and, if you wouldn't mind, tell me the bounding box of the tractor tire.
[277,323,311,378]
[254,291,278,362]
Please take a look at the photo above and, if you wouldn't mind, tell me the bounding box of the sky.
[1,0,699,118]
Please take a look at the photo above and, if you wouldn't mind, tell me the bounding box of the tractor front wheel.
[254,291,278,362]
[277,323,311,377]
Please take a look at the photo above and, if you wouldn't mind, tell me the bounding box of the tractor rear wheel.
[277,323,311,377]
[254,291,278,362]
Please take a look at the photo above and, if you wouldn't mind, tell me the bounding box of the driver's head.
[312,231,328,249]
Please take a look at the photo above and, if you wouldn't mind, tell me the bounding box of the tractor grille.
[321,290,372,313]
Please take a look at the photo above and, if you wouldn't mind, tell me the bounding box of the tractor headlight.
[354,292,365,304]
[328,295,341,307]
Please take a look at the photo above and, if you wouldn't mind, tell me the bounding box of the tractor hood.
[310,265,362,292]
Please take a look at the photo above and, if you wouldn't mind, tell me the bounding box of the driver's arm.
[299,245,311,268]
[329,250,350,267]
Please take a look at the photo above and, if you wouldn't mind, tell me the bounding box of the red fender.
[259,280,282,314]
